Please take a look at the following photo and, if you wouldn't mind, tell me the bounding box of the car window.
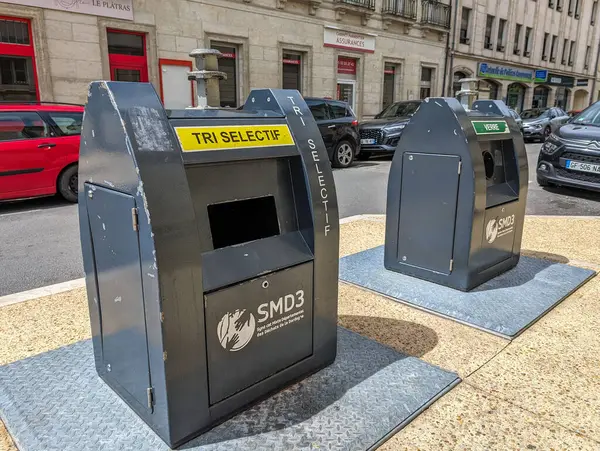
[520,109,548,119]
[305,99,330,121]
[328,102,349,119]
[48,112,83,136]
[571,102,600,126]
[0,112,49,142]
[377,101,420,119]
[510,110,519,119]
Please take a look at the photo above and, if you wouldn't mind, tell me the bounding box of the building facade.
[450,0,600,112]
[1,0,599,118]
[0,0,453,119]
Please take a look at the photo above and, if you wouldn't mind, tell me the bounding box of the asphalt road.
[1,143,599,296]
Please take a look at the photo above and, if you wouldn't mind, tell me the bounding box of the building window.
[585,45,591,69]
[562,39,569,64]
[497,19,506,51]
[107,30,148,83]
[574,0,581,17]
[382,63,396,110]
[569,40,576,66]
[514,24,522,55]
[542,33,549,60]
[0,17,37,101]
[453,71,467,97]
[568,0,574,15]
[533,86,550,108]
[592,1,598,25]
[550,35,558,62]
[212,43,238,108]
[524,27,532,55]
[460,7,471,44]
[557,0,563,10]
[282,52,302,93]
[420,67,434,99]
[484,15,494,49]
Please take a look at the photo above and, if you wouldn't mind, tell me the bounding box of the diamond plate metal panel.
[0,328,459,451]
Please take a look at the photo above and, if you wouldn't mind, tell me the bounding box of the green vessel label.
[472,120,510,135]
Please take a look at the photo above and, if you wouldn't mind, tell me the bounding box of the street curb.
[0,214,596,309]
[0,278,85,308]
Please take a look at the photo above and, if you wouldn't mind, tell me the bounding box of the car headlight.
[541,135,562,155]
[532,123,543,129]
[385,123,406,134]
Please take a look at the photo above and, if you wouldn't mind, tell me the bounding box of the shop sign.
[576,79,589,87]
[324,27,376,53]
[337,57,356,75]
[534,70,548,83]
[384,68,395,74]
[220,52,236,59]
[478,62,533,83]
[3,0,134,20]
[541,73,575,87]
[283,57,300,65]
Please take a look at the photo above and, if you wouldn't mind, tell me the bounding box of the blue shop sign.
[478,62,534,82]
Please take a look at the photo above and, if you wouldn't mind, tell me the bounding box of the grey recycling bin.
[384,98,528,291]
[78,82,339,447]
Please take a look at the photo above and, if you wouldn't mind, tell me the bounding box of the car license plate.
[566,160,600,174]
[361,138,376,145]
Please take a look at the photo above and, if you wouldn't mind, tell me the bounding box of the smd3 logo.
[217,290,305,352]
[485,214,515,244]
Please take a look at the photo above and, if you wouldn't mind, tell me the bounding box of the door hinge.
[132,207,139,232]
[458,161,462,174]
[147,387,154,409]
[449,259,454,272]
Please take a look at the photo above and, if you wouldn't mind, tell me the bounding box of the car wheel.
[58,164,78,203]
[356,151,371,161]
[332,140,355,168]
[543,126,552,141]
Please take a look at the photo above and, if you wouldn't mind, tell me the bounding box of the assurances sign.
[5,0,133,20]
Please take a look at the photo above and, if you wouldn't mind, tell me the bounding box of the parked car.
[508,108,524,134]
[304,97,360,168]
[358,100,421,160]
[0,102,83,203]
[521,107,570,142]
[537,101,600,192]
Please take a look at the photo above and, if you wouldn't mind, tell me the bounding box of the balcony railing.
[421,0,451,29]
[336,0,375,10]
[382,0,417,19]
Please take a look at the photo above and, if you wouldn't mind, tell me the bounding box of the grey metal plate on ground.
[340,246,596,339]
[0,328,459,451]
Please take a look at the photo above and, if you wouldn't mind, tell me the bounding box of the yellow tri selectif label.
[175,124,295,152]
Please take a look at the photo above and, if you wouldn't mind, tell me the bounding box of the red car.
[0,102,83,203]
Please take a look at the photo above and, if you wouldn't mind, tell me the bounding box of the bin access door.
[397,153,460,274]
[85,184,152,412]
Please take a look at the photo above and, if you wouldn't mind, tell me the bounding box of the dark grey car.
[521,107,570,142]
[508,108,523,134]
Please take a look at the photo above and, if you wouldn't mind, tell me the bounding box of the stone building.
[0,0,453,118]
[450,0,600,112]
[1,0,598,117]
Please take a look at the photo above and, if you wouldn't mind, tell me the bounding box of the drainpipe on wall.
[444,0,460,97]
[590,40,600,106]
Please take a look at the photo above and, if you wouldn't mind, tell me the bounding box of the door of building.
[336,80,356,112]
[108,29,148,83]
[159,59,193,109]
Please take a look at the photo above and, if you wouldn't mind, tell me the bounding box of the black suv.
[305,97,360,168]
[537,101,600,192]
[358,100,421,160]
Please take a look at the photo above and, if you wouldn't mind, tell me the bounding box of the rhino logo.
[217,309,256,352]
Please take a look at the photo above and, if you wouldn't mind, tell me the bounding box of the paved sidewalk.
[1,215,599,450]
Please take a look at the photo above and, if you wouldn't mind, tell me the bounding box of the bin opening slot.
[481,139,519,208]
[208,196,280,249]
